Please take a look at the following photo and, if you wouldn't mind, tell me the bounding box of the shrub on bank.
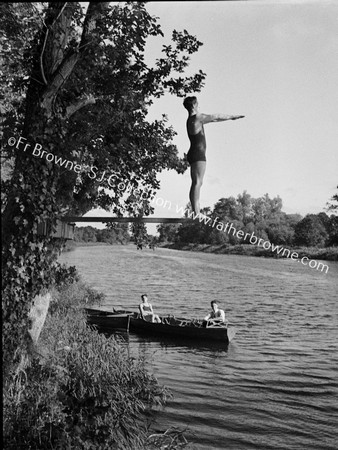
[3,280,175,450]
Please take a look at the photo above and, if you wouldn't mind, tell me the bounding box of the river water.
[59,245,338,450]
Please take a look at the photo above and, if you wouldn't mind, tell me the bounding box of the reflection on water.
[97,327,231,353]
[60,245,338,450]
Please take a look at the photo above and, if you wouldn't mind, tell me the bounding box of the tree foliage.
[326,186,338,213]
[158,191,338,248]
[294,213,335,247]
[74,225,130,244]
[1,2,206,372]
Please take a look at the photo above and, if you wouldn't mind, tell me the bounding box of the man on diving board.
[183,96,244,215]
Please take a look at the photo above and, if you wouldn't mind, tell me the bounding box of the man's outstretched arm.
[200,113,245,124]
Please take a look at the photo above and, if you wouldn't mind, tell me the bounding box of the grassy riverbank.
[160,242,338,261]
[3,279,188,449]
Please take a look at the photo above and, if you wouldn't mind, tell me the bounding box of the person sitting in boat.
[204,300,227,326]
[139,294,161,323]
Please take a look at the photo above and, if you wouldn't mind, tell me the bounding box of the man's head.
[211,300,219,312]
[183,96,198,113]
[141,294,148,302]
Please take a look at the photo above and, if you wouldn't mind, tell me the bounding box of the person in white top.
[204,300,227,326]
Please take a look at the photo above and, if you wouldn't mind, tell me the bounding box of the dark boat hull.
[129,317,236,343]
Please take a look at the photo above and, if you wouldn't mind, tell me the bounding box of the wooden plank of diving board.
[62,216,193,224]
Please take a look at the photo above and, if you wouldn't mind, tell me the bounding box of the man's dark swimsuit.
[186,115,206,164]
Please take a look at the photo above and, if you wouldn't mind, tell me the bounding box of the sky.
[85,0,338,231]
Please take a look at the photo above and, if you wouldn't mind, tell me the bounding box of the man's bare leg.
[189,161,206,215]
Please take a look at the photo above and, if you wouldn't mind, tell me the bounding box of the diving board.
[62,216,192,224]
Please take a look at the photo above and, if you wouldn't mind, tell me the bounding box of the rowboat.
[129,315,236,343]
[85,308,236,343]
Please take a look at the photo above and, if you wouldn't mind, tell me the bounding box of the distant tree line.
[74,225,131,244]
[157,191,338,248]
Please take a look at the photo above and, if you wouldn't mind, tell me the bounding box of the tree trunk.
[2,2,110,377]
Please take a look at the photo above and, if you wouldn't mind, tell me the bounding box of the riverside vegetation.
[156,192,338,262]
[3,264,189,450]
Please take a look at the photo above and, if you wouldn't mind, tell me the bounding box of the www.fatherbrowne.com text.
[149,195,329,274]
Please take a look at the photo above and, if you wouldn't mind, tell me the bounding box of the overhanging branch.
[65,94,96,118]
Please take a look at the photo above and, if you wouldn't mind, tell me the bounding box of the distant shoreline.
[63,240,338,261]
[159,242,338,262]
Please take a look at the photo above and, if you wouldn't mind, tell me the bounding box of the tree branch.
[80,2,111,49]
[41,2,110,116]
[65,94,97,118]
[40,29,49,85]
[41,51,78,114]
[40,3,69,84]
